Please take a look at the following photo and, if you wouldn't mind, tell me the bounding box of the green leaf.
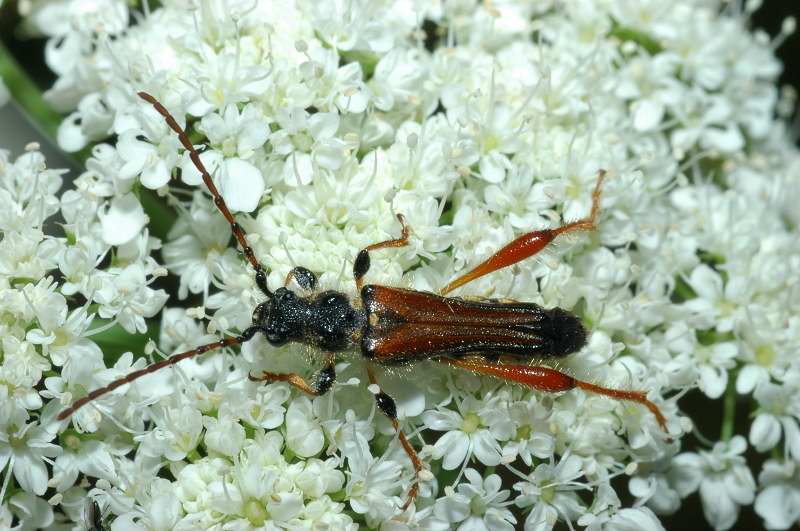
[91,319,161,366]
[610,23,663,55]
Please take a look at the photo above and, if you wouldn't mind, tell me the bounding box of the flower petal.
[99,193,146,245]
[220,158,265,212]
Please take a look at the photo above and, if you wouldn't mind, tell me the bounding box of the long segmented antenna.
[137,91,271,297]
[57,328,258,420]
[58,94,272,422]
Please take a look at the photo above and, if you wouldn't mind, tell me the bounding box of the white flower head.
[6,1,800,530]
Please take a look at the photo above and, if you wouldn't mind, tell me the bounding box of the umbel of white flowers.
[1,1,799,530]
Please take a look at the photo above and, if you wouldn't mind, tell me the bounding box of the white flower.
[502,394,555,466]
[50,437,116,492]
[432,468,516,531]
[293,457,345,498]
[98,192,146,246]
[422,394,511,470]
[202,413,246,458]
[484,165,555,230]
[5,491,55,530]
[179,149,266,212]
[749,382,800,459]
[116,124,181,190]
[628,460,682,516]
[137,405,203,461]
[238,381,291,430]
[119,477,182,530]
[615,53,683,132]
[270,108,346,186]
[345,441,404,525]
[302,497,358,529]
[285,396,325,458]
[1,336,49,389]
[0,420,62,495]
[514,453,587,531]
[161,192,232,299]
[605,507,665,531]
[198,103,270,159]
[670,90,745,155]
[370,48,432,114]
[670,436,756,531]
[681,264,749,333]
[663,321,737,399]
[157,308,217,357]
[174,457,232,517]
[754,459,800,530]
[94,262,169,334]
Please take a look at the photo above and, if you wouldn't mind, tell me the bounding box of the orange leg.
[439,170,606,295]
[438,357,668,432]
[353,214,411,291]
[367,365,422,510]
[249,356,336,396]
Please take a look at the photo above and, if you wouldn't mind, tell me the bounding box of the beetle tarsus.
[354,213,410,290]
[249,360,337,397]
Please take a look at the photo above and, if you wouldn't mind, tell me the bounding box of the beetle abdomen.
[361,285,586,364]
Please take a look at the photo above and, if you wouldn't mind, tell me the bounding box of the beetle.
[82,498,108,531]
[58,91,668,509]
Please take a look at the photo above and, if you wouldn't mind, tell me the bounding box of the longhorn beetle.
[58,91,669,510]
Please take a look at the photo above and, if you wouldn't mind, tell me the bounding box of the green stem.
[187,449,202,463]
[138,185,177,240]
[720,376,737,441]
[0,38,63,140]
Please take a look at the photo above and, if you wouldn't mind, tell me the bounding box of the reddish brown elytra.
[58,91,668,510]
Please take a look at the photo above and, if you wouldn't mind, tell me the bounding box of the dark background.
[1,3,799,531]
[753,4,800,144]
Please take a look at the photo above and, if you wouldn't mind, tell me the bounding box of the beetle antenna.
[137,91,272,298]
[57,327,259,421]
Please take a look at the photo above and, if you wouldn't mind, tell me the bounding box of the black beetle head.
[261,287,307,346]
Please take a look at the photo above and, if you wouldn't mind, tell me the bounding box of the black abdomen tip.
[544,308,587,357]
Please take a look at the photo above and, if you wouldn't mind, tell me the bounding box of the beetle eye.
[266,333,287,346]
[266,322,287,345]
[252,303,270,325]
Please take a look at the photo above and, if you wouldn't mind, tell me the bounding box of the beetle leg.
[366,365,422,510]
[284,266,317,293]
[439,170,606,295]
[354,213,410,291]
[438,356,668,432]
[249,356,336,396]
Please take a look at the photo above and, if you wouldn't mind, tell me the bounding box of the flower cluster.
[2,0,800,530]
[0,143,169,527]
